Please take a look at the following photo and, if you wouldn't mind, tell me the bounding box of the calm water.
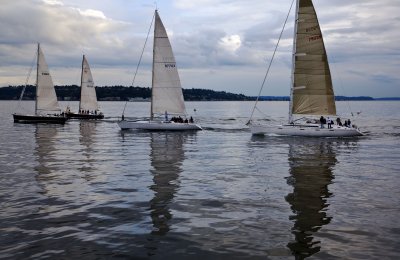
[1,100,399,259]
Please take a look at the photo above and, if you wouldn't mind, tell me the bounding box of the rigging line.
[16,50,37,112]
[329,54,355,118]
[255,106,269,118]
[121,11,156,117]
[247,0,295,125]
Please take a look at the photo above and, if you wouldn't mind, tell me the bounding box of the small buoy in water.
[194,108,197,112]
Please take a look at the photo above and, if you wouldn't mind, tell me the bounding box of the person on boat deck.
[164,111,168,121]
[346,119,351,127]
[189,116,194,123]
[327,117,332,129]
[184,118,188,123]
[336,117,342,126]
[320,116,325,128]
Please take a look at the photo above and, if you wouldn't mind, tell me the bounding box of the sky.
[0,0,399,98]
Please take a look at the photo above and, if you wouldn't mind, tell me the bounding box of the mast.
[289,0,300,124]
[150,10,157,120]
[79,55,85,112]
[35,43,40,115]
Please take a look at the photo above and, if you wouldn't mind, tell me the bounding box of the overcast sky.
[0,0,399,97]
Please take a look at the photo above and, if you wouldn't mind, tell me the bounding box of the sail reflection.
[148,132,189,236]
[79,121,96,179]
[285,138,352,259]
[34,125,59,178]
[79,121,96,149]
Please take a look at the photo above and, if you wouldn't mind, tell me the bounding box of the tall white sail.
[290,0,336,117]
[79,55,99,112]
[36,44,61,115]
[151,10,186,117]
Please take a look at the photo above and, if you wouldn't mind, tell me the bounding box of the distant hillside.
[374,97,400,101]
[1,85,396,101]
[0,85,252,101]
[255,95,377,101]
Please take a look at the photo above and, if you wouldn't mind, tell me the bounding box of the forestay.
[291,0,336,116]
[151,10,186,117]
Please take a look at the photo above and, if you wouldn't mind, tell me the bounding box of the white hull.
[118,120,202,131]
[250,124,363,137]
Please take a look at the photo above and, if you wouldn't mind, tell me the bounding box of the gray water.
[1,101,399,259]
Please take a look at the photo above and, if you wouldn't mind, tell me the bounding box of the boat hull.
[13,114,68,124]
[66,112,104,120]
[118,120,202,131]
[250,124,363,137]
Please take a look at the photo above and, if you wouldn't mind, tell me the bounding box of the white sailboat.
[66,55,104,119]
[118,10,201,131]
[13,43,68,124]
[250,0,363,137]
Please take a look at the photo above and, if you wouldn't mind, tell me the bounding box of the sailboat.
[13,43,68,124]
[65,55,104,119]
[250,0,363,137]
[118,10,201,131]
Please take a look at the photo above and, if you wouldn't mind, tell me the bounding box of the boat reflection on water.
[148,132,187,236]
[285,138,357,259]
[79,121,96,179]
[79,121,96,148]
[34,124,60,181]
[145,132,197,256]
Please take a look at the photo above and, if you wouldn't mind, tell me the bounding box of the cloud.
[0,0,399,97]
[370,74,398,84]
[42,0,63,6]
[0,0,131,60]
[219,35,241,53]
[78,9,107,19]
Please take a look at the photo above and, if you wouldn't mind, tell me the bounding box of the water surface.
[1,101,399,259]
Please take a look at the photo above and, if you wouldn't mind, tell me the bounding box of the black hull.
[13,114,68,124]
[66,113,104,120]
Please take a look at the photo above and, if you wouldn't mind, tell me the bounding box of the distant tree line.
[0,85,252,101]
[255,95,375,101]
[0,85,382,101]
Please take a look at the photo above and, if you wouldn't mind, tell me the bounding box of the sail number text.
[306,25,318,32]
[165,64,175,68]
[308,35,322,42]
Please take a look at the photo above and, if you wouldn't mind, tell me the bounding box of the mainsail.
[151,10,186,117]
[79,55,99,112]
[36,44,61,115]
[290,0,336,117]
